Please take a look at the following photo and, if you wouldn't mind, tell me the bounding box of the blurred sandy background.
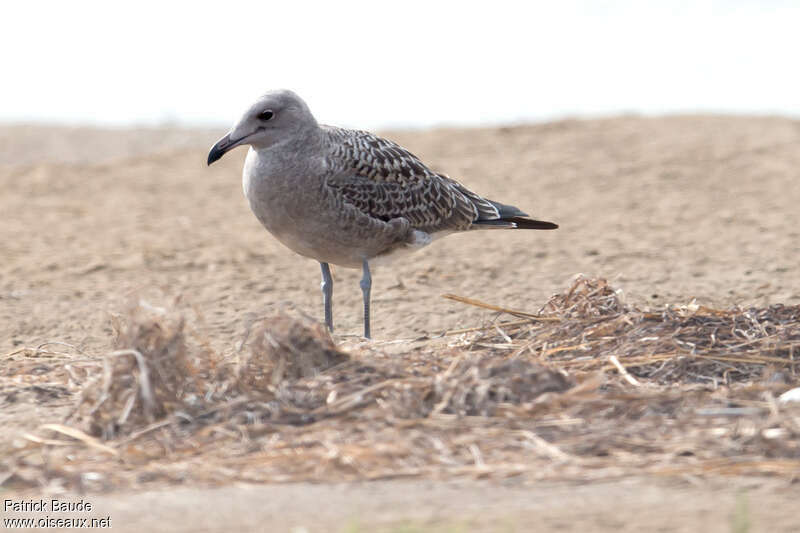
[3,116,799,356]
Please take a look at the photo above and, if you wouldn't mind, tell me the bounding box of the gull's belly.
[244,172,382,268]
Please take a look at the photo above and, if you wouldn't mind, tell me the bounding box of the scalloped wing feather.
[323,127,502,233]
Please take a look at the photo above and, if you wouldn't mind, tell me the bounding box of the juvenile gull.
[207,90,558,339]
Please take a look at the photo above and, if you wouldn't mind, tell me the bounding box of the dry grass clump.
[67,309,352,437]
[413,357,571,417]
[235,315,349,393]
[465,276,800,385]
[4,276,800,491]
[67,304,201,439]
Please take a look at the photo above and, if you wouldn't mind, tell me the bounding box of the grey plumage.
[207,90,557,338]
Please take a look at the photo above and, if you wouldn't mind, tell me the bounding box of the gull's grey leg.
[360,259,372,339]
[320,262,333,332]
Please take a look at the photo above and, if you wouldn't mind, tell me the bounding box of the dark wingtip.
[508,217,559,230]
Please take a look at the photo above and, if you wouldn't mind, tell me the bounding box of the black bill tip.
[207,133,233,166]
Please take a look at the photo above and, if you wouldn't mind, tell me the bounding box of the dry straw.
[3,276,800,491]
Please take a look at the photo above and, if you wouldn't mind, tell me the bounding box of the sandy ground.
[3,478,797,532]
[2,116,800,531]
[3,116,799,357]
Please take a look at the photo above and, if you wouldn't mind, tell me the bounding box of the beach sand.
[2,116,799,531]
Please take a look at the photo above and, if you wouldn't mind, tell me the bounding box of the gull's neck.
[253,123,323,158]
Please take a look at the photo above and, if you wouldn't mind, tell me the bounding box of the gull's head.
[207,89,316,165]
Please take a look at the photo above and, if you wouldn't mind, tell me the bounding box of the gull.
[207,90,557,338]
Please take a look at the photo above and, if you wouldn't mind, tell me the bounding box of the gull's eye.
[257,110,274,121]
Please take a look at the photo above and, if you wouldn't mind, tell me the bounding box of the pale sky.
[2,0,799,129]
